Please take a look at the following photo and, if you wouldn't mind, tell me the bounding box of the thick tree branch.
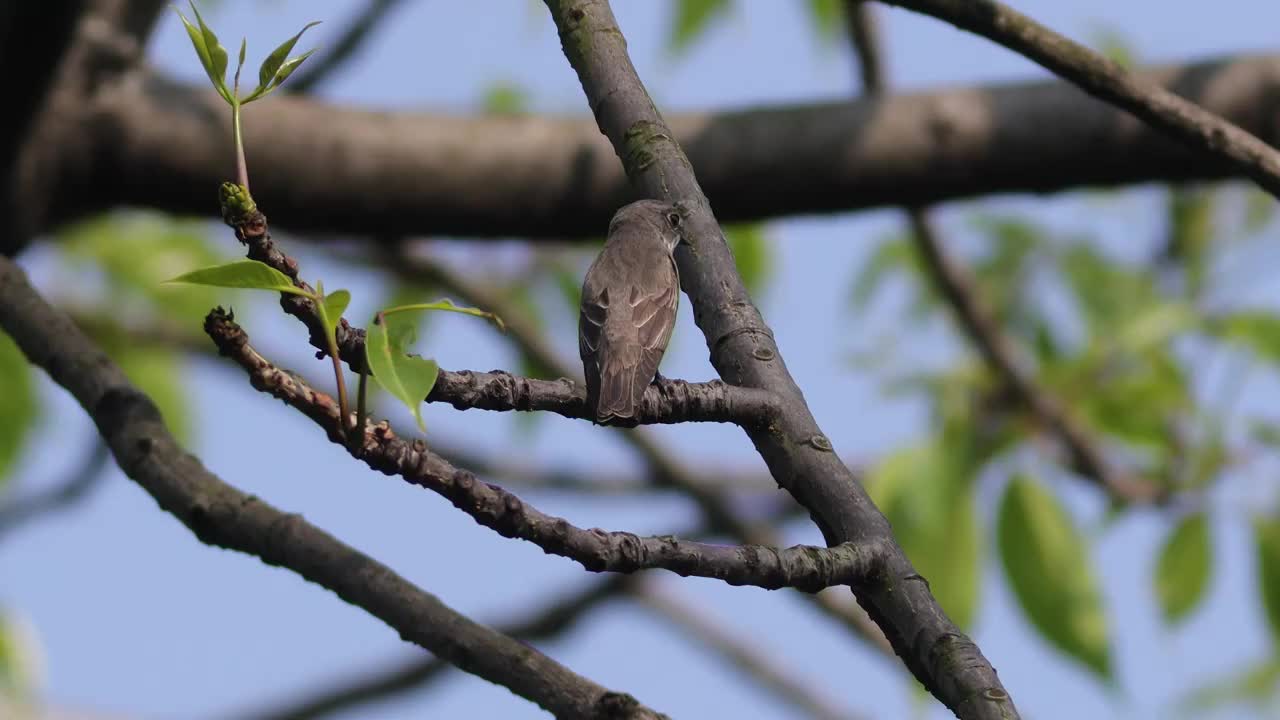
[879,0,1280,198]
[205,309,889,592]
[543,1,1015,716]
[0,254,664,720]
[846,4,1158,503]
[63,55,1280,239]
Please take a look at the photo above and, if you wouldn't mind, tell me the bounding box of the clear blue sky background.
[4,1,1280,718]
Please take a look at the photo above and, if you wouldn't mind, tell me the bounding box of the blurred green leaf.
[803,0,842,42]
[365,312,439,433]
[1245,187,1276,233]
[998,474,1111,679]
[1208,311,1280,366]
[1182,658,1280,716]
[551,264,583,313]
[1155,511,1212,625]
[866,438,981,628]
[166,260,306,295]
[849,233,913,311]
[668,0,730,55]
[0,335,37,492]
[1060,243,1160,335]
[384,299,505,333]
[482,82,530,115]
[1069,347,1190,449]
[114,347,191,445]
[1166,187,1214,298]
[1088,26,1137,69]
[1255,515,1280,644]
[724,223,771,296]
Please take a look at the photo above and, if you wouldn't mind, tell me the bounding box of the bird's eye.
[666,212,681,228]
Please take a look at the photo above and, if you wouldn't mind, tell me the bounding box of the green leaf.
[0,334,37,491]
[482,82,529,115]
[321,289,351,334]
[0,609,37,699]
[803,0,842,42]
[1088,26,1137,69]
[1255,515,1280,644]
[1060,243,1159,334]
[1208,311,1280,366]
[365,312,439,433]
[849,233,913,311]
[383,299,505,333]
[165,260,307,296]
[185,2,231,102]
[724,223,771,296]
[1155,512,1212,625]
[1181,658,1280,715]
[1166,187,1214,298]
[1245,187,1276,233]
[668,0,730,55]
[998,474,1112,679]
[254,21,321,96]
[865,439,981,628]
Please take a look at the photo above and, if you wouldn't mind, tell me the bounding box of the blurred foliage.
[1155,511,1212,625]
[0,336,37,495]
[723,223,773,297]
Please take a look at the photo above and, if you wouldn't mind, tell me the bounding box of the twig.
[204,309,890,592]
[879,0,1280,199]
[543,1,1015,716]
[633,580,863,720]
[847,3,1159,503]
[0,439,110,541]
[0,254,666,720]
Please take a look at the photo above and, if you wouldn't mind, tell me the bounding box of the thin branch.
[285,0,407,95]
[0,439,111,541]
[71,54,1280,240]
[223,210,777,426]
[846,4,1158,503]
[879,0,1280,199]
[633,581,863,720]
[204,309,889,592]
[384,244,892,651]
[543,1,1015,716]
[0,254,666,720]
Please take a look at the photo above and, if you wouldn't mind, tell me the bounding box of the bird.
[579,199,685,425]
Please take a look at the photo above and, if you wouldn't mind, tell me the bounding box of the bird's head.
[609,199,686,253]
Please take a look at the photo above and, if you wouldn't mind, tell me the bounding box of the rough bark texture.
[44,54,1280,241]
[543,1,1017,717]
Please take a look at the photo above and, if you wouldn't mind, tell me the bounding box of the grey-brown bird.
[579,199,685,424]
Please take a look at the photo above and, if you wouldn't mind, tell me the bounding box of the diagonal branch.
[0,439,111,541]
[879,0,1280,199]
[846,3,1158,503]
[0,254,665,720]
[204,309,889,593]
[543,1,1015,716]
[284,0,407,95]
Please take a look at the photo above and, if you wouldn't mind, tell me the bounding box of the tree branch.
[65,54,1280,239]
[204,309,889,593]
[0,254,666,720]
[846,3,1158,503]
[543,1,1015,716]
[879,0,1280,198]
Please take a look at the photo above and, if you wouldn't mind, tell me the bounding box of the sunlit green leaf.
[1060,243,1159,334]
[865,438,981,628]
[321,289,351,335]
[269,49,317,89]
[257,20,321,92]
[1155,512,1212,625]
[165,260,306,296]
[668,0,730,55]
[384,299,505,333]
[1255,515,1280,644]
[0,335,37,491]
[185,2,232,102]
[365,312,439,432]
[724,223,771,296]
[998,474,1111,679]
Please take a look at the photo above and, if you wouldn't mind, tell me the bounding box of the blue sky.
[4,1,1280,718]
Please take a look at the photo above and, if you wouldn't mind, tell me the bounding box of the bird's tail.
[595,355,645,425]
